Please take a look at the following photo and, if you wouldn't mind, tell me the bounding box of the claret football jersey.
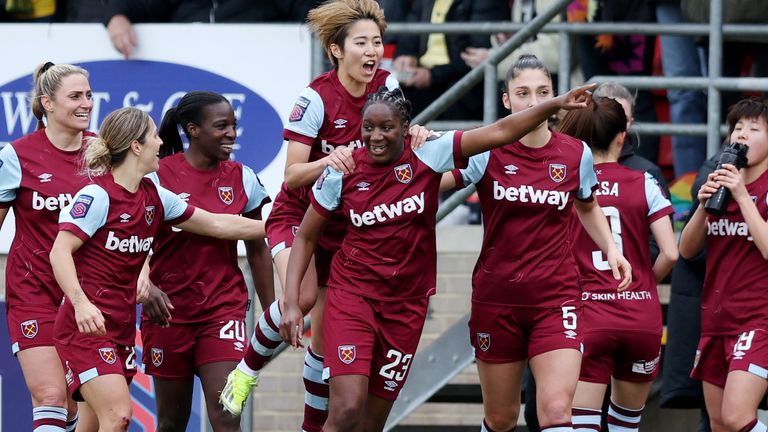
[56,174,194,344]
[571,162,673,332]
[311,131,467,301]
[455,130,597,307]
[0,129,94,308]
[147,153,271,323]
[702,169,768,335]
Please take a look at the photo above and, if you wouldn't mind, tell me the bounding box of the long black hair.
[158,91,230,158]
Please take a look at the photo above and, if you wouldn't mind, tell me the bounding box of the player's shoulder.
[9,129,46,154]
[551,130,586,150]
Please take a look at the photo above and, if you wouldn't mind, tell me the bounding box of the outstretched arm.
[460,83,595,157]
[176,208,265,240]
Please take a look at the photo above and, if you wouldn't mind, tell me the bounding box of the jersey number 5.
[592,206,623,271]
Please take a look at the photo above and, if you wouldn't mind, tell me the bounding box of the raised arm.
[459,83,595,158]
[283,141,356,189]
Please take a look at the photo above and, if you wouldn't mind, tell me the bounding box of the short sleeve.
[0,144,22,205]
[156,184,193,222]
[385,74,399,91]
[413,130,468,173]
[145,171,160,186]
[459,151,491,186]
[645,172,674,222]
[577,141,598,201]
[284,87,325,144]
[59,184,110,240]
[242,165,271,214]
[311,166,343,216]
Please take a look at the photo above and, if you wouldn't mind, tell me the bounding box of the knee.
[484,410,519,432]
[157,416,189,432]
[327,399,364,431]
[101,406,132,431]
[31,386,68,408]
[205,406,241,432]
[537,396,571,425]
[719,412,753,432]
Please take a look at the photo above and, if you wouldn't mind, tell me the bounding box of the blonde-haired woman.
[49,107,267,431]
[0,61,93,432]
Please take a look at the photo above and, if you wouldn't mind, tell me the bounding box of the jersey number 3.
[592,206,623,271]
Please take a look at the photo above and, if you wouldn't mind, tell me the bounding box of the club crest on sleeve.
[394,163,413,184]
[144,206,155,225]
[151,347,164,367]
[548,163,567,183]
[69,194,94,219]
[477,332,491,352]
[289,96,311,122]
[99,347,117,364]
[338,345,356,364]
[218,186,234,205]
[21,319,38,339]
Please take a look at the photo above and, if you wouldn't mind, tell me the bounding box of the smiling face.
[731,116,768,167]
[333,19,384,85]
[42,73,92,132]
[139,118,163,174]
[362,102,408,165]
[188,101,236,162]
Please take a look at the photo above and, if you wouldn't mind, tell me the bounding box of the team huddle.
[3,1,768,432]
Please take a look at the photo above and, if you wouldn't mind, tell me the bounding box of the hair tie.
[41,62,55,74]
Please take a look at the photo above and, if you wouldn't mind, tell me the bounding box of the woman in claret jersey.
[281,82,604,432]
[680,98,768,432]
[440,55,632,432]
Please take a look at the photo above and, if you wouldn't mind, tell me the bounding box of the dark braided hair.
[363,86,412,124]
[158,91,230,158]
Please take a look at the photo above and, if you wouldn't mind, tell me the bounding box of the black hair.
[503,54,552,88]
[158,91,230,158]
[726,97,768,138]
[363,86,412,124]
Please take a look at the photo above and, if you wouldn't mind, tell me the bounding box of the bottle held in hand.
[704,142,750,216]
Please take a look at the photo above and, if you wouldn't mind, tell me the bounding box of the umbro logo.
[38,173,53,183]
[504,164,518,175]
[178,192,190,201]
[334,119,347,129]
[119,213,131,223]
[356,182,370,191]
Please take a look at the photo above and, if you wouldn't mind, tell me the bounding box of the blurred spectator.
[391,0,510,121]
[103,0,322,57]
[1,0,60,22]
[460,0,563,91]
[65,0,105,22]
[681,0,768,117]
[568,0,661,166]
[652,0,707,177]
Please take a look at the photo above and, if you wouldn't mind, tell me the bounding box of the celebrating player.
[281,82,596,431]
[49,107,267,431]
[680,98,768,432]
[0,62,93,432]
[137,91,273,431]
[220,1,428,428]
[441,55,632,432]
[559,97,677,431]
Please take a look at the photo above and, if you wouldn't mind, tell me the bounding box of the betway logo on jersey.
[32,190,73,211]
[349,192,425,227]
[321,139,363,155]
[493,181,569,210]
[708,218,752,241]
[105,231,153,253]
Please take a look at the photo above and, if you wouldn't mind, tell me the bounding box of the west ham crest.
[477,332,491,352]
[548,163,567,183]
[144,206,155,225]
[218,186,234,205]
[394,163,413,184]
[151,347,164,367]
[99,347,117,364]
[338,345,356,364]
[21,319,38,339]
